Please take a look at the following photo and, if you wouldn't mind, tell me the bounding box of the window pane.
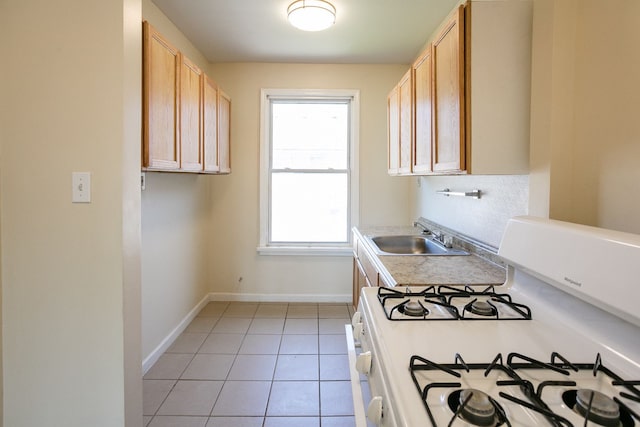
[271,172,348,242]
[272,102,348,169]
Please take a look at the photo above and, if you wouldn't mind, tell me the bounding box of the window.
[259,89,359,255]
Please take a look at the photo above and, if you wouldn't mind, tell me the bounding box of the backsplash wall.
[411,175,529,248]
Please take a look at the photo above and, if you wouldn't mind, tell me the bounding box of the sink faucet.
[432,231,453,248]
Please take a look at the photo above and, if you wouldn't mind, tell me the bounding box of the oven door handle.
[346,324,368,427]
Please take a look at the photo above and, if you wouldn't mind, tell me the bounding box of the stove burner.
[448,389,502,426]
[468,300,497,317]
[575,389,621,426]
[562,389,633,427]
[440,286,532,320]
[399,300,429,317]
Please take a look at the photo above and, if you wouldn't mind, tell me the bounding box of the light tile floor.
[143,302,356,427]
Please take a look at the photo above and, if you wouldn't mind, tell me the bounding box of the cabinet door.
[387,86,400,174]
[203,75,219,173]
[353,257,371,309]
[352,258,361,308]
[432,6,465,173]
[357,239,379,287]
[142,21,180,170]
[217,91,231,174]
[398,69,413,174]
[412,46,433,173]
[180,56,203,171]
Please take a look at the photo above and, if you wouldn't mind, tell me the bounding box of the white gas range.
[346,216,640,427]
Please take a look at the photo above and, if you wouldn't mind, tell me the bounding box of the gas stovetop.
[377,285,532,321]
[349,217,640,427]
[410,351,640,427]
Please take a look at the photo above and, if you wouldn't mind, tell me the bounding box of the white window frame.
[258,88,359,256]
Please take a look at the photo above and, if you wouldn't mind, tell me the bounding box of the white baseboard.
[209,292,351,303]
[142,293,211,374]
[142,291,352,373]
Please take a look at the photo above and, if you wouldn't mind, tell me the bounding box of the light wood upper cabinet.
[398,70,413,174]
[217,90,231,174]
[180,56,204,171]
[432,5,465,173]
[142,21,231,175]
[387,85,400,174]
[385,1,532,176]
[203,75,219,173]
[142,21,180,170]
[412,46,433,174]
[387,69,412,175]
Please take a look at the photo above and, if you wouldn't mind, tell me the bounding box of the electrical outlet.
[72,172,91,203]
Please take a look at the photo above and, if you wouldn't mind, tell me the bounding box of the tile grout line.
[151,312,224,421]
[259,302,288,427]
[208,302,263,419]
[317,313,323,424]
[145,302,355,426]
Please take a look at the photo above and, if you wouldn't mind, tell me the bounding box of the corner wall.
[122,0,144,423]
[569,0,640,233]
[529,0,578,221]
[0,7,5,417]
[529,0,640,234]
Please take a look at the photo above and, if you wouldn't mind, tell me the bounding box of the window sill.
[256,246,353,256]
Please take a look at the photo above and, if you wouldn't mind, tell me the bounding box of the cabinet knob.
[355,351,372,375]
[351,311,362,327]
[367,396,384,424]
[353,322,364,340]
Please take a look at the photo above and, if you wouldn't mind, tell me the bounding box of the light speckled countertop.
[354,226,506,287]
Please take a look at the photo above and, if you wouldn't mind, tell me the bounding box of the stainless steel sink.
[365,235,469,256]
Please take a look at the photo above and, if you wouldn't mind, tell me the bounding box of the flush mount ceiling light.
[287,0,336,32]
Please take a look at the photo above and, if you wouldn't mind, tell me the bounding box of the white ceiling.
[151,0,461,64]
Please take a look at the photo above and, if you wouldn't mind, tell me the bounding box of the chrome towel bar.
[436,188,481,199]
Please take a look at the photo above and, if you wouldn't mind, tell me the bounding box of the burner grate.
[377,286,459,321]
[377,285,532,321]
[409,352,640,427]
[439,285,532,320]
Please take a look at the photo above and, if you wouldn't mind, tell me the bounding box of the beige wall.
[207,62,409,299]
[570,0,640,232]
[141,0,213,363]
[0,121,3,425]
[141,173,211,361]
[1,0,142,426]
[142,0,210,70]
[123,0,144,424]
[529,0,640,234]
[529,0,578,220]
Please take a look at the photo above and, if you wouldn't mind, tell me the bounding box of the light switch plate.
[72,172,91,203]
